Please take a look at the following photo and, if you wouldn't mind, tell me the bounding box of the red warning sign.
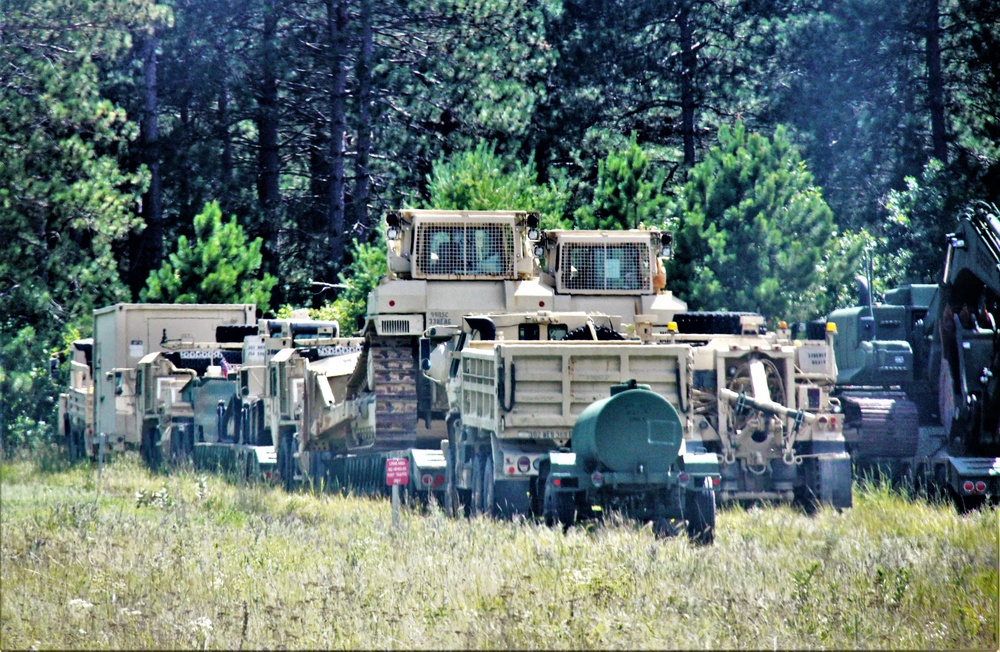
[385,458,409,486]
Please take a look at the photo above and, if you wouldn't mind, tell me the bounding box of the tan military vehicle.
[537,227,687,332]
[60,303,256,458]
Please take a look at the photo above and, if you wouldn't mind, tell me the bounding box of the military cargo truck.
[61,303,255,458]
[57,339,94,461]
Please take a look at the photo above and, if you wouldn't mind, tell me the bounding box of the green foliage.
[424,141,569,229]
[883,159,975,284]
[140,201,277,307]
[574,132,669,230]
[0,0,163,450]
[320,238,388,335]
[0,328,59,452]
[668,122,851,322]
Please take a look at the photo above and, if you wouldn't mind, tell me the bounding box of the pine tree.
[424,141,569,229]
[574,132,668,230]
[668,122,849,322]
[140,201,277,306]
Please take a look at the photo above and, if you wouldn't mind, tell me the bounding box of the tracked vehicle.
[829,202,1000,511]
[537,227,686,332]
[274,210,550,489]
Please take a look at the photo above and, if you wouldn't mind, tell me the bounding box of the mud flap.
[817,455,853,509]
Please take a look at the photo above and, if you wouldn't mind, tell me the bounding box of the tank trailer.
[545,380,720,543]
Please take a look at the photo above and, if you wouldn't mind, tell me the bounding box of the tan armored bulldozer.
[537,227,687,332]
[358,209,552,447]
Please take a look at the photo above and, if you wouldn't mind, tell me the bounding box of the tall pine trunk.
[926,0,948,163]
[327,0,350,267]
[129,29,163,298]
[679,1,696,167]
[256,0,281,284]
[353,0,374,233]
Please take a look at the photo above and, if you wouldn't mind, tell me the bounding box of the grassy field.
[1,451,997,650]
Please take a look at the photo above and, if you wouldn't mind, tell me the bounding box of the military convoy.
[61,207,879,545]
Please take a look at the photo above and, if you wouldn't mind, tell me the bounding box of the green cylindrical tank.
[572,384,683,474]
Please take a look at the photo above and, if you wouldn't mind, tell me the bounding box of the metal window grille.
[558,242,650,292]
[414,222,515,277]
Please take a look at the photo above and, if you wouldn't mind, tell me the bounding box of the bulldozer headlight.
[591,471,604,488]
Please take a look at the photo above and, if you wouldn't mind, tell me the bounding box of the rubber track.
[369,336,419,444]
[843,392,920,459]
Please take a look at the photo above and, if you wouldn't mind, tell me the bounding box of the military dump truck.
[828,202,1000,511]
[546,380,720,544]
[58,303,256,458]
[426,311,671,517]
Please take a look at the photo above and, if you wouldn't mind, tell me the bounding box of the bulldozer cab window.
[418,222,513,276]
[423,227,464,274]
[467,225,510,274]
[562,243,646,291]
[549,324,569,340]
[518,323,540,340]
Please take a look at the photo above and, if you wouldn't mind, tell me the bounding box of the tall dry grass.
[1,452,996,649]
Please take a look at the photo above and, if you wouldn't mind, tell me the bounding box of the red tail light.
[975,481,986,493]
[962,481,975,493]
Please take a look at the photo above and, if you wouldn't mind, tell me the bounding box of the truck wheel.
[470,454,485,516]
[68,428,86,463]
[684,489,716,545]
[278,432,296,492]
[141,427,163,471]
[483,456,496,517]
[444,443,458,518]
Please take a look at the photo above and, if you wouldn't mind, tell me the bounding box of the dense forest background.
[1,0,998,447]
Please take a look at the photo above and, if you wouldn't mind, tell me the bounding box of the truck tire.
[684,489,716,545]
[141,426,163,472]
[278,432,296,492]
